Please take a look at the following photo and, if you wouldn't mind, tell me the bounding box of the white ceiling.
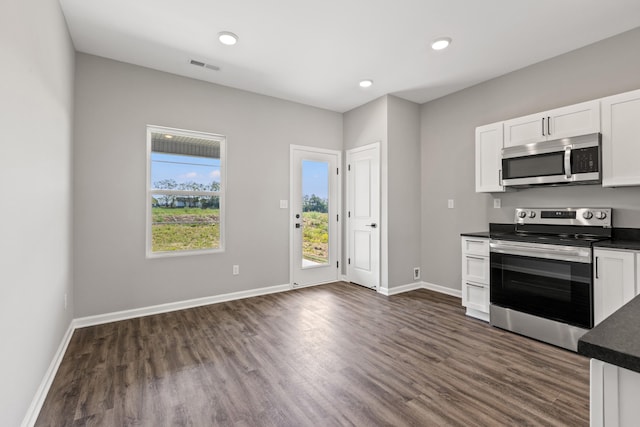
[59,0,640,113]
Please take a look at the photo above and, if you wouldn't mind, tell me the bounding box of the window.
[146,125,225,257]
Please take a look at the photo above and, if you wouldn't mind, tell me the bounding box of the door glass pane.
[302,160,329,267]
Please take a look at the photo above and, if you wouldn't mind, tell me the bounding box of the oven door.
[490,241,593,329]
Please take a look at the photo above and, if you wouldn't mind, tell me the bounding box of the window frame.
[146,125,226,258]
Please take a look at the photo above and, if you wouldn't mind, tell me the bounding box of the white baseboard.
[422,281,462,298]
[380,282,424,296]
[379,281,462,299]
[21,322,75,427]
[74,283,291,328]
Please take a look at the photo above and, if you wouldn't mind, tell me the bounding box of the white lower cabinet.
[591,359,640,427]
[594,248,638,325]
[462,281,489,314]
[461,236,490,321]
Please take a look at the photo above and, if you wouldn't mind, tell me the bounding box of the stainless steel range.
[490,207,612,351]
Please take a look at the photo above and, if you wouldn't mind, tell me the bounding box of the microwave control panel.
[572,146,599,174]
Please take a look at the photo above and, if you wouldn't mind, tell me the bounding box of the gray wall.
[387,96,421,286]
[0,0,75,425]
[73,54,343,317]
[343,96,389,289]
[342,95,422,289]
[421,26,640,291]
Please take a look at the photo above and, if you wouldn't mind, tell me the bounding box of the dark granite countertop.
[578,295,640,373]
[594,240,640,251]
[460,231,491,238]
[593,228,640,250]
[461,224,514,239]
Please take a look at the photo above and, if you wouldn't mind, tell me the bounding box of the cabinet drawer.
[462,281,489,313]
[461,237,489,257]
[462,254,489,284]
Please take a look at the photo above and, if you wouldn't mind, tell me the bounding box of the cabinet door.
[462,254,489,284]
[601,89,640,187]
[594,249,636,325]
[461,237,489,257]
[591,359,640,427]
[462,281,489,313]
[503,112,546,147]
[475,122,505,192]
[547,100,600,140]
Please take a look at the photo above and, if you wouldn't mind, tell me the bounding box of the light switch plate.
[280,200,288,209]
[447,199,454,209]
[494,198,501,208]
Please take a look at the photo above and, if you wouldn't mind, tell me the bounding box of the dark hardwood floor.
[36,282,589,426]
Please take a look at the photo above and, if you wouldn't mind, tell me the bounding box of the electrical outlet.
[447,199,454,209]
[413,267,421,280]
[494,198,501,209]
[233,265,239,275]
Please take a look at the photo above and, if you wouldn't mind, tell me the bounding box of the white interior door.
[290,145,341,288]
[347,143,380,290]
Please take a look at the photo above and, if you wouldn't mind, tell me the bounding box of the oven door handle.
[490,241,591,263]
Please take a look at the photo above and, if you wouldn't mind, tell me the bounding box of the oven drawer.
[462,281,489,314]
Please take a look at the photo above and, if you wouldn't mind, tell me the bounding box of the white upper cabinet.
[503,100,600,147]
[475,122,505,193]
[503,111,546,147]
[601,88,640,187]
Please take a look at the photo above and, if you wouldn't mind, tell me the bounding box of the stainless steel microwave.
[501,133,601,188]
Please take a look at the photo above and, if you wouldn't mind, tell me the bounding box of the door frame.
[345,142,381,290]
[289,144,342,289]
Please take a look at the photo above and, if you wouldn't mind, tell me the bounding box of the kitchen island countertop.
[578,294,640,373]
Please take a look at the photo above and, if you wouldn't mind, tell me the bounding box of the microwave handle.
[564,146,572,178]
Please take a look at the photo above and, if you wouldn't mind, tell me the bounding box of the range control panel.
[515,207,611,227]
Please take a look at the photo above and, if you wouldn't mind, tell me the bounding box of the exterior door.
[346,143,380,290]
[290,145,341,288]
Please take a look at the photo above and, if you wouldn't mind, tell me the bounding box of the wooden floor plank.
[35,282,589,426]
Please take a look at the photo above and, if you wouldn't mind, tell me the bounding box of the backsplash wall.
[488,185,640,228]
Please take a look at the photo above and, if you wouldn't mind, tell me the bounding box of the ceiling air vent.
[190,59,220,71]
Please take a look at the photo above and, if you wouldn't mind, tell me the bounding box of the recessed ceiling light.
[359,79,373,88]
[431,37,452,51]
[164,134,173,139]
[218,31,239,46]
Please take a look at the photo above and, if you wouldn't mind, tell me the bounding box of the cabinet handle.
[595,256,599,279]
[542,117,545,136]
[498,169,502,184]
[466,282,485,289]
[547,116,551,135]
[466,256,485,261]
